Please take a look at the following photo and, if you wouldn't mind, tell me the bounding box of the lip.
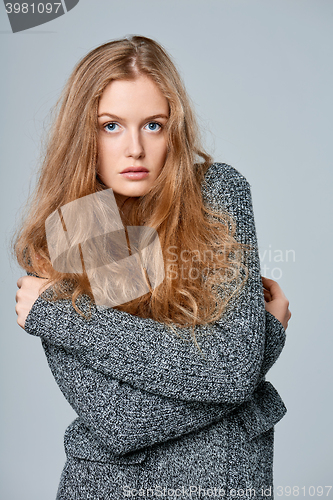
[120,166,149,173]
[120,171,149,180]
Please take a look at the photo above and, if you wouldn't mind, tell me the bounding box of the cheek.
[96,137,105,164]
[97,138,119,166]
[153,138,168,164]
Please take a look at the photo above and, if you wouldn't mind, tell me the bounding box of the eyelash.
[103,121,163,134]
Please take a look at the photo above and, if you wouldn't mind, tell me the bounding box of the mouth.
[120,166,149,180]
[120,167,149,173]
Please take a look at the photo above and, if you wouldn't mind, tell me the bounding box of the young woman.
[14,35,291,499]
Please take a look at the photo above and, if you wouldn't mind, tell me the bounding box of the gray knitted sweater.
[24,163,287,495]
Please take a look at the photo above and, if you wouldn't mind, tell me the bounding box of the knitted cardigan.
[24,163,287,499]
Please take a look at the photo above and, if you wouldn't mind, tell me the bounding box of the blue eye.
[104,122,119,133]
[145,122,161,131]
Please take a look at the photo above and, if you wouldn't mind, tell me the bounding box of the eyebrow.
[97,113,169,121]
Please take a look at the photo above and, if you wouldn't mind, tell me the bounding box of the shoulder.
[201,162,252,212]
[203,162,250,189]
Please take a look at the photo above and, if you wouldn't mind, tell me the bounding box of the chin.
[115,188,148,200]
[123,186,151,198]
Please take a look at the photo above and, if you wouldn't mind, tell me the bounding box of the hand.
[15,276,50,330]
[262,276,291,331]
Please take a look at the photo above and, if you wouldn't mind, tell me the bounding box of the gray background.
[1,0,332,498]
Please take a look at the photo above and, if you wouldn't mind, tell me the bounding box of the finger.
[262,276,279,283]
[261,276,274,291]
[261,276,277,286]
[262,281,272,296]
[17,276,23,288]
[262,278,286,301]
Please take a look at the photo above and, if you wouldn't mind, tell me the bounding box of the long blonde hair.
[13,35,251,350]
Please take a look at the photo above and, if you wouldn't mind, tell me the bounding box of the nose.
[125,129,145,159]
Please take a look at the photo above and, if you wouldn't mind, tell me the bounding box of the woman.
[14,35,291,499]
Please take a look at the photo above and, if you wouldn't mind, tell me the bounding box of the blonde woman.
[14,36,291,499]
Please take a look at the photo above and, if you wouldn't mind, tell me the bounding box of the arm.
[41,339,241,455]
[261,310,286,377]
[39,310,285,456]
[24,164,285,403]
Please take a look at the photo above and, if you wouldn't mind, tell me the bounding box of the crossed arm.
[22,171,288,403]
[42,340,241,456]
[16,165,289,454]
[39,308,285,456]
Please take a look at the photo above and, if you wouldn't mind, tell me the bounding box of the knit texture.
[25,163,287,499]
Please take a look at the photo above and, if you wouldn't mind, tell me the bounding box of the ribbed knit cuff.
[260,310,287,377]
[265,310,286,341]
[24,295,47,337]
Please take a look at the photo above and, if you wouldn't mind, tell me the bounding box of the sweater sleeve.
[24,164,285,404]
[261,311,286,377]
[41,339,243,456]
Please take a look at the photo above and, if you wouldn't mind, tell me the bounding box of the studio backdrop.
[1,1,332,499]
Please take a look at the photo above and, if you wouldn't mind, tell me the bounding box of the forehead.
[98,76,169,116]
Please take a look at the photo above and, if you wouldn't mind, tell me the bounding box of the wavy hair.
[13,35,251,351]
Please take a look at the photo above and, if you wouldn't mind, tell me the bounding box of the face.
[96,75,169,206]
